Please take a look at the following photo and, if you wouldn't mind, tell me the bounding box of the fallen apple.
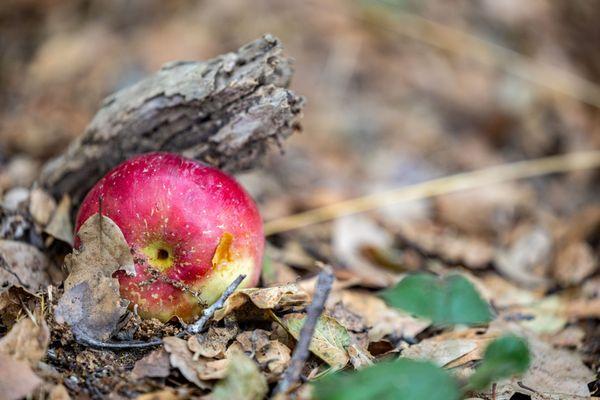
[75,152,264,322]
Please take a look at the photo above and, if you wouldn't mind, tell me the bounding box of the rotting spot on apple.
[74,152,264,322]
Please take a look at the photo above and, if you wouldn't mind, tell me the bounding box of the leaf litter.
[1,2,600,399]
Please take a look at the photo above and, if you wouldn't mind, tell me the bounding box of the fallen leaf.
[281,313,351,370]
[214,283,308,320]
[48,384,70,400]
[396,221,495,269]
[332,215,398,287]
[347,344,373,369]
[44,195,73,246]
[495,225,552,288]
[480,322,595,399]
[435,184,532,236]
[198,358,229,380]
[212,349,268,400]
[0,240,51,294]
[136,389,180,400]
[55,213,134,341]
[0,353,42,400]
[552,241,596,286]
[255,340,291,376]
[188,325,238,359]
[132,349,171,379]
[0,316,49,366]
[332,290,429,342]
[234,329,270,355]
[163,336,210,389]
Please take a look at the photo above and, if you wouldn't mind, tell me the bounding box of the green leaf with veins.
[381,273,492,326]
[313,358,460,400]
[467,334,530,390]
[282,313,351,370]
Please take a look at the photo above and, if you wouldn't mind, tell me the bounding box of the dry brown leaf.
[188,325,239,359]
[402,327,497,368]
[332,215,398,287]
[163,336,210,389]
[55,213,134,341]
[0,353,42,400]
[332,290,429,342]
[0,316,49,366]
[136,390,180,400]
[198,359,229,380]
[397,221,495,270]
[0,240,51,294]
[495,225,552,288]
[255,340,291,377]
[44,194,73,246]
[48,384,70,400]
[435,183,533,236]
[28,188,56,226]
[234,329,271,355]
[490,324,595,399]
[131,349,171,379]
[214,283,308,320]
[347,344,374,369]
[552,241,596,286]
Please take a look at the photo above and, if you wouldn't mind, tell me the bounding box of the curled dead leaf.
[0,240,51,295]
[214,284,308,320]
[132,349,171,379]
[0,353,42,400]
[188,325,238,359]
[0,316,49,366]
[55,213,134,341]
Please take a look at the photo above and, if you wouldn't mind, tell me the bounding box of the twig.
[273,266,335,396]
[264,151,600,235]
[186,274,246,334]
[75,332,162,350]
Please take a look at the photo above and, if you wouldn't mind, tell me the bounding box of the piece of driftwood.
[39,34,303,203]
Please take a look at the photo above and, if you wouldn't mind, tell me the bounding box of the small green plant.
[381,273,493,326]
[313,273,530,400]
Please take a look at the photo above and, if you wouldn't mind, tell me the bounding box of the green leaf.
[212,349,268,400]
[381,274,492,326]
[313,358,460,400]
[467,334,530,390]
[282,313,351,369]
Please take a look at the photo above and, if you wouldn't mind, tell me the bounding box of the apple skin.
[75,152,264,322]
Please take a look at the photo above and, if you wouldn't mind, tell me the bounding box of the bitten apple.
[75,152,264,322]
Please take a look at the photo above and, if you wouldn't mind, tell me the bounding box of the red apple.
[75,152,264,322]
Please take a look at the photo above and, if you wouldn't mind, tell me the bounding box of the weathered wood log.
[39,35,303,203]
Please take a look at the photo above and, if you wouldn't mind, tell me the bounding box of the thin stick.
[75,332,162,350]
[274,266,335,395]
[186,274,246,334]
[264,151,600,235]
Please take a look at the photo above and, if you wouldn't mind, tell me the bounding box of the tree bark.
[39,35,303,203]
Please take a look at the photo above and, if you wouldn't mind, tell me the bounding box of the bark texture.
[39,35,303,203]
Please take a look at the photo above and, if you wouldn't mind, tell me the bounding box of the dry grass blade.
[264,151,600,235]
